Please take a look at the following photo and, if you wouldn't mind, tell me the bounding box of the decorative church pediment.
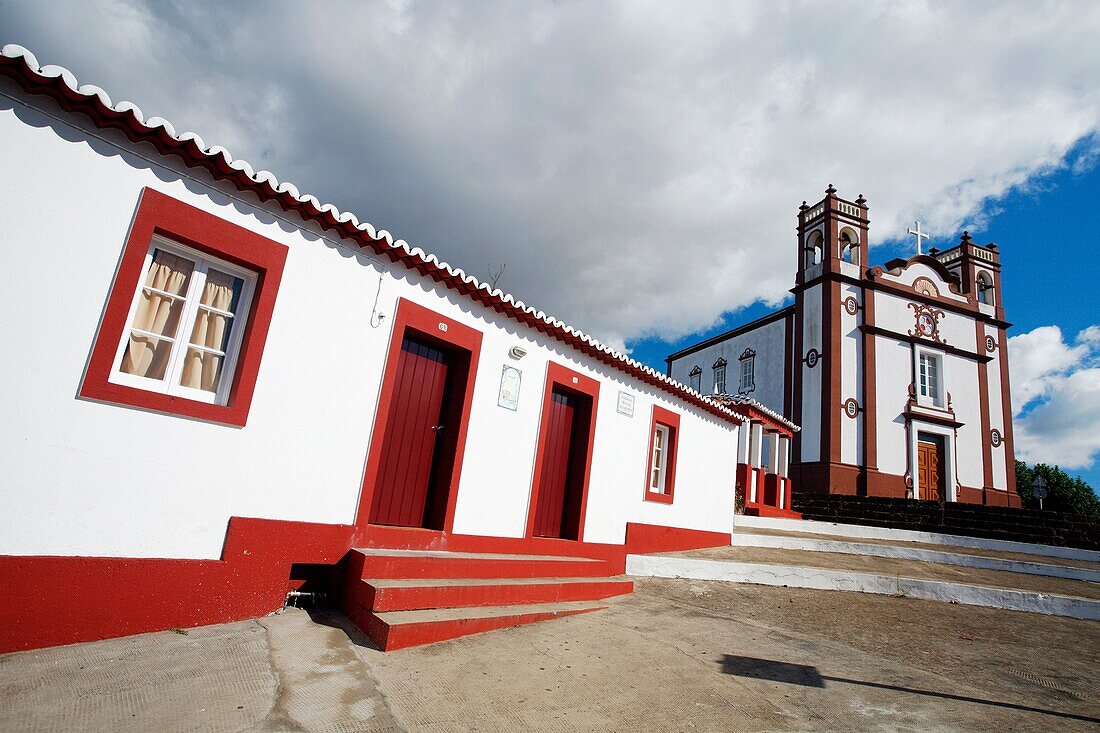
[874,256,969,303]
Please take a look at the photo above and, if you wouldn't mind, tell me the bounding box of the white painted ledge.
[729,532,1100,583]
[733,514,1100,564]
[626,554,1100,621]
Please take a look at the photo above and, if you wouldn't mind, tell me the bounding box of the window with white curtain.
[713,363,727,394]
[110,235,256,405]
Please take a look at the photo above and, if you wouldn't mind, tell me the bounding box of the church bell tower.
[790,185,871,495]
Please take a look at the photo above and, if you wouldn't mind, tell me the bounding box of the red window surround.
[80,188,288,427]
[644,405,681,504]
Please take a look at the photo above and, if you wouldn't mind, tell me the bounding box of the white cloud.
[1010,326,1100,470]
[3,1,1100,346]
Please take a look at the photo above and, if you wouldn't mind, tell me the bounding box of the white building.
[0,46,792,652]
[668,186,1018,508]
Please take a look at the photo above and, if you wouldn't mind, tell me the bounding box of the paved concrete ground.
[677,546,1100,599]
[2,578,1097,732]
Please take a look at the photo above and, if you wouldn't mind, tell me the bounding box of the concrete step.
[627,553,1100,621]
[734,514,1100,563]
[730,530,1100,582]
[349,548,615,579]
[358,576,634,612]
[348,600,604,651]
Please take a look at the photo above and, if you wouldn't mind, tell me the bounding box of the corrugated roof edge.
[0,43,784,430]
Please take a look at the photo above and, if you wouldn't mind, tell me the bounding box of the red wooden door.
[533,389,580,538]
[917,439,943,501]
[370,336,452,527]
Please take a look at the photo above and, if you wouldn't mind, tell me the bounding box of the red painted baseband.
[623,522,731,554]
[0,517,354,654]
[0,520,721,654]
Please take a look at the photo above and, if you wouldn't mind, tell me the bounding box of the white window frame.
[714,364,727,394]
[688,367,701,393]
[649,423,671,494]
[108,235,257,406]
[915,347,945,408]
[739,355,754,392]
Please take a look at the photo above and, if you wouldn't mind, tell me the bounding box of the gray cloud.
[4,0,1099,349]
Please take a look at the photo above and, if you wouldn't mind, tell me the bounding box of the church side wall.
[667,316,788,415]
[0,83,738,561]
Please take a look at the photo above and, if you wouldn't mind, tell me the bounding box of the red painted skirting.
[0,519,730,653]
[623,522,731,554]
[0,518,354,654]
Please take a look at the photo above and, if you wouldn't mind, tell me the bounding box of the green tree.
[1015,461,1100,516]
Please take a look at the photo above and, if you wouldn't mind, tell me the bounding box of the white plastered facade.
[0,80,742,560]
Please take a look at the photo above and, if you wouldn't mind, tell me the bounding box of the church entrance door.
[369,334,468,529]
[916,434,945,501]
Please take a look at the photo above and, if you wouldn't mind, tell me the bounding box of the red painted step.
[744,505,802,520]
[348,601,604,651]
[349,548,616,579]
[357,576,634,612]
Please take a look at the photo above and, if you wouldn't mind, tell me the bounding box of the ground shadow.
[719,655,1098,724]
[303,607,382,652]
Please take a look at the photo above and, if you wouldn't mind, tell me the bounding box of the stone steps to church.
[341,548,631,651]
[628,545,1100,621]
[729,526,1100,582]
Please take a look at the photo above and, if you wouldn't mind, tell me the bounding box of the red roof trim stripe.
[0,44,775,429]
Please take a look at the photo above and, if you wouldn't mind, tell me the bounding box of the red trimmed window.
[80,188,287,427]
[645,405,681,504]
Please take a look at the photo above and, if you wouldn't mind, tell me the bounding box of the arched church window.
[840,228,859,265]
[712,358,727,395]
[738,348,756,394]
[976,272,994,305]
[805,231,823,268]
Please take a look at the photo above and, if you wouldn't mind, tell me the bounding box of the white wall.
[798,285,823,462]
[839,283,863,466]
[0,82,740,560]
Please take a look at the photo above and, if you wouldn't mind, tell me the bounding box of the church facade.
[667,186,1019,507]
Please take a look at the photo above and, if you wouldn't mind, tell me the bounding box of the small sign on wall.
[616,390,635,417]
[498,365,522,411]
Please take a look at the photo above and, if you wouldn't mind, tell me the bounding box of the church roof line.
[665,305,794,364]
[0,43,756,429]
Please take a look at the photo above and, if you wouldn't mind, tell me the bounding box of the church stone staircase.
[341,548,633,650]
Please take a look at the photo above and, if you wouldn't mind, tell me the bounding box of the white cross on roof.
[907,221,929,255]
